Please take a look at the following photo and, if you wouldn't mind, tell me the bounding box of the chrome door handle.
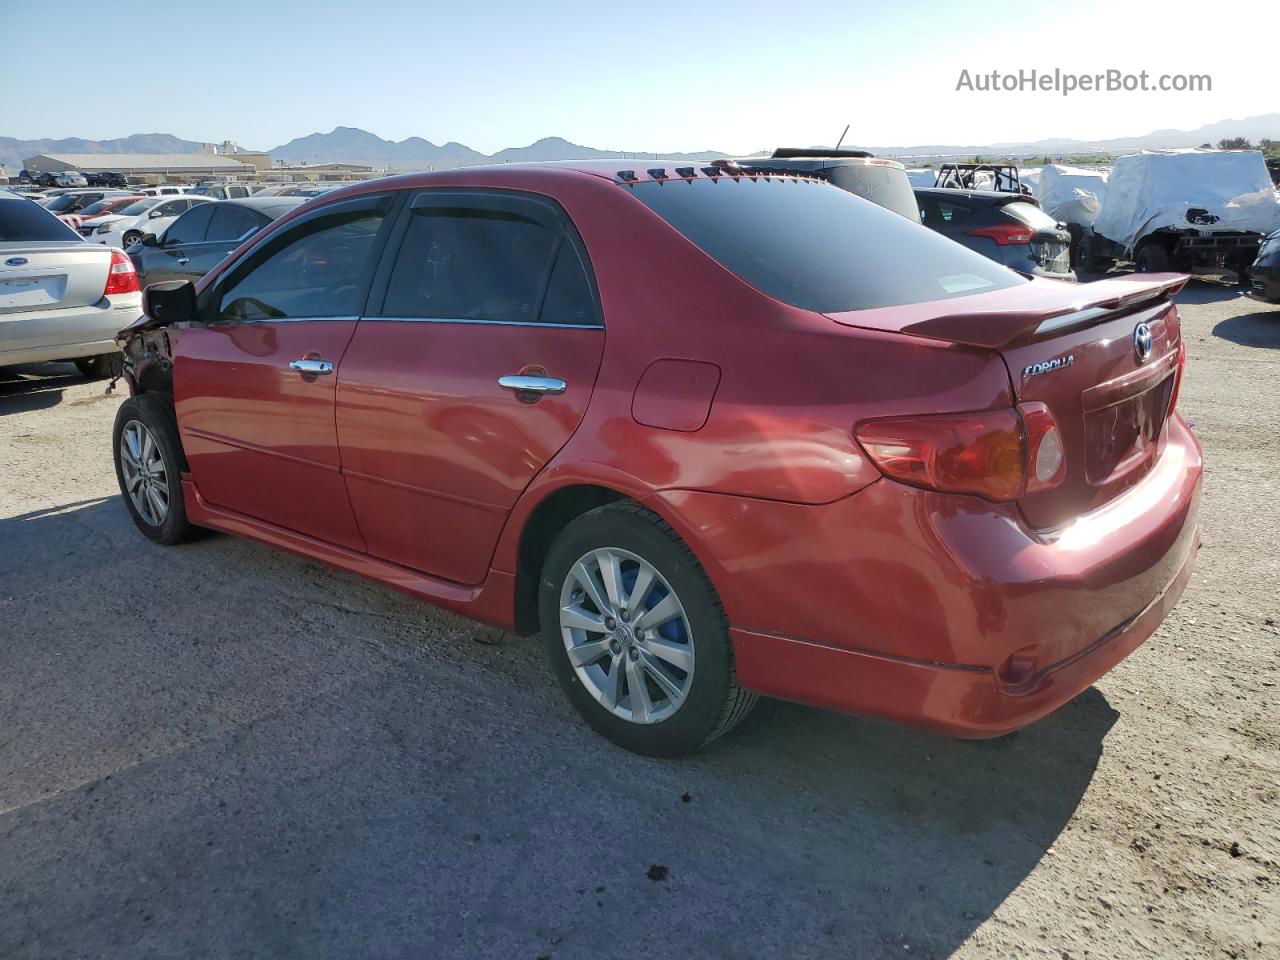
[176,257,190,265]
[498,374,566,396]
[290,358,334,375]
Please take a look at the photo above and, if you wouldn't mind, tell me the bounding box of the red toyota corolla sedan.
[113,162,1202,756]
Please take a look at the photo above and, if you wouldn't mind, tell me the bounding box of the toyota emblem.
[1133,322,1153,363]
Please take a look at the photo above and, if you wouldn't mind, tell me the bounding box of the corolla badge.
[1133,322,1153,363]
[5,257,29,266]
[1022,353,1074,380]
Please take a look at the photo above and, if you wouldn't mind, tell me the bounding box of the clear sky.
[1,0,1272,154]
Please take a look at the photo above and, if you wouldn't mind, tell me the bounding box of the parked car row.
[98,161,1202,758]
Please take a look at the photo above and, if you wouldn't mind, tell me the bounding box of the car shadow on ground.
[0,497,1116,959]
[0,363,97,415]
[1212,305,1280,348]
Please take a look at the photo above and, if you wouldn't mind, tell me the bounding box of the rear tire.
[112,394,199,545]
[538,501,756,756]
[1134,241,1170,273]
[75,352,123,379]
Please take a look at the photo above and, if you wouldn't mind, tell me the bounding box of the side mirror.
[148,208,164,218]
[143,280,198,327]
[139,233,158,247]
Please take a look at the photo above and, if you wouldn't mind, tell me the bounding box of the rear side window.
[629,177,1024,312]
[207,205,264,243]
[0,198,82,241]
[380,193,595,325]
[164,204,215,245]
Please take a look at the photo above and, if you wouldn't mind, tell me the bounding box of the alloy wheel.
[119,420,169,527]
[559,547,695,724]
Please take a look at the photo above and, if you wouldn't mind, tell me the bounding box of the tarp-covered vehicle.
[1074,149,1280,280]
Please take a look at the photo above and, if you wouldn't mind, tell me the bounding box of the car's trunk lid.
[828,273,1187,528]
[0,242,110,315]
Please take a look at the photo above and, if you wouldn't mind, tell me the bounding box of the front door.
[174,192,397,550]
[335,189,605,584]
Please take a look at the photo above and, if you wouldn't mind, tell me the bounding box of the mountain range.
[4,114,1279,173]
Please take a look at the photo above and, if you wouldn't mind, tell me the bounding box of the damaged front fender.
[114,314,175,396]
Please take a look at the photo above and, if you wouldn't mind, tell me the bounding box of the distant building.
[22,152,255,183]
[204,141,274,172]
[267,162,378,182]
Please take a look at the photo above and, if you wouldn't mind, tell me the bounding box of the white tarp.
[1039,163,1109,227]
[1018,166,1042,197]
[1092,149,1280,251]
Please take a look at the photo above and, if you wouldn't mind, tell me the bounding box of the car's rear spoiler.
[898,273,1188,349]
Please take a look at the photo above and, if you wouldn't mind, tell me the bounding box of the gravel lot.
[1,280,1277,960]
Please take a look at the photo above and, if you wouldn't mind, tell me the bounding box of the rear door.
[335,188,606,584]
[173,193,397,548]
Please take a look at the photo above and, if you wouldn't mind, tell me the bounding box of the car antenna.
[834,124,850,151]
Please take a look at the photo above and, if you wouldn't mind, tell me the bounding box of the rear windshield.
[0,198,82,241]
[629,177,1024,313]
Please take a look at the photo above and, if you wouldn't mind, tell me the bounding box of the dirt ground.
[1,280,1277,959]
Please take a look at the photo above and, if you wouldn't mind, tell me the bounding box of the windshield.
[117,198,164,217]
[628,176,1024,313]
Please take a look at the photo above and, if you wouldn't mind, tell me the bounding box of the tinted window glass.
[938,201,975,223]
[382,205,558,322]
[155,199,186,217]
[630,178,1023,312]
[216,199,389,322]
[540,241,599,325]
[207,205,264,243]
[0,198,82,241]
[163,204,215,245]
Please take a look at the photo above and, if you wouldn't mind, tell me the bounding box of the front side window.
[163,204,215,245]
[214,196,391,322]
[379,192,597,325]
[156,200,186,218]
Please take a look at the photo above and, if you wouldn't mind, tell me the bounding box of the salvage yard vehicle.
[1075,149,1280,281]
[128,196,305,287]
[916,187,1075,280]
[190,181,260,200]
[0,188,140,377]
[1247,229,1280,301]
[728,148,921,221]
[933,162,1027,193]
[113,163,1202,756]
[85,194,210,248]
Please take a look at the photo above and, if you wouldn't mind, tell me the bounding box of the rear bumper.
[0,294,139,366]
[649,414,1203,736]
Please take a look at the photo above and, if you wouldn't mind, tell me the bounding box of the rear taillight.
[1168,337,1187,413]
[855,403,1065,502]
[103,248,139,296]
[965,223,1035,246]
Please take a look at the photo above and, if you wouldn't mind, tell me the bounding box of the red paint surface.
[164,162,1204,737]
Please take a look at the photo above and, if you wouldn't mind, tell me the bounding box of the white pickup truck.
[0,190,142,377]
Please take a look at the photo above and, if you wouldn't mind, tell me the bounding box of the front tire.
[112,394,198,545]
[122,230,142,248]
[75,352,123,379]
[539,501,756,756]
[1134,241,1170,273]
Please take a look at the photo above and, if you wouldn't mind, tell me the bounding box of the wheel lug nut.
[610,641,621,655]
[628,647,640,661]
[620,609,630,622]
[605,617,616,630]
